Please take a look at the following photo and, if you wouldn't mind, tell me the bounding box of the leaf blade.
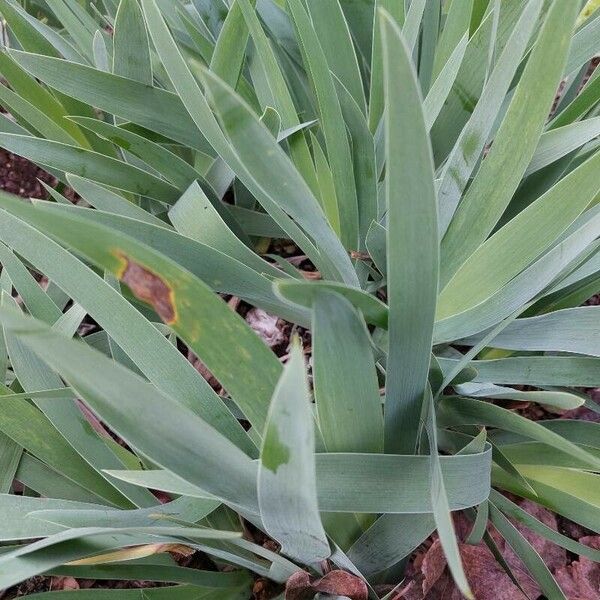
[258,342,330,564]
[381,10,439,454]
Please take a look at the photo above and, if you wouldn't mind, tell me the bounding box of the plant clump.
[0,1,599,599]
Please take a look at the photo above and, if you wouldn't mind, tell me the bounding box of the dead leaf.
[397,538,538,600]
[245,308,286,347]
[458,542,536,600]
[421,540,446,596]
[51,577,79,591]
[285,569,368,600]
[285,571,313,600]
[554,536,600,600]
[499,500,566,574]
[560,404,600,423]
[67,543,193,566]
[315,571,369,599]
[253,577,282,600]
[421,571,459,600]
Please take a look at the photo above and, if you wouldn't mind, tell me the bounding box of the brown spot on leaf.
[115,254,176,324]
[285,569,368,600]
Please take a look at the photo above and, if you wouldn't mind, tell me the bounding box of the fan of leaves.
[0,1,599,599]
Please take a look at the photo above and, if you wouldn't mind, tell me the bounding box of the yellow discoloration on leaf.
[112,250,178,325]
[112,251,129,280]
[187,321,202,343]
[577,0,600,27]
[67,543,193,566]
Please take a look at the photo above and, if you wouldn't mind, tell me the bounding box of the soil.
[0,148,55,199]
[0,577,166,598]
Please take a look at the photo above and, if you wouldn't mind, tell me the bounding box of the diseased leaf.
[258,342,330,564]
[1,196,282,436]
[0,195,254,456]
[99,446,493,515]
[0,1,593,595]
[437,0,543,235]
